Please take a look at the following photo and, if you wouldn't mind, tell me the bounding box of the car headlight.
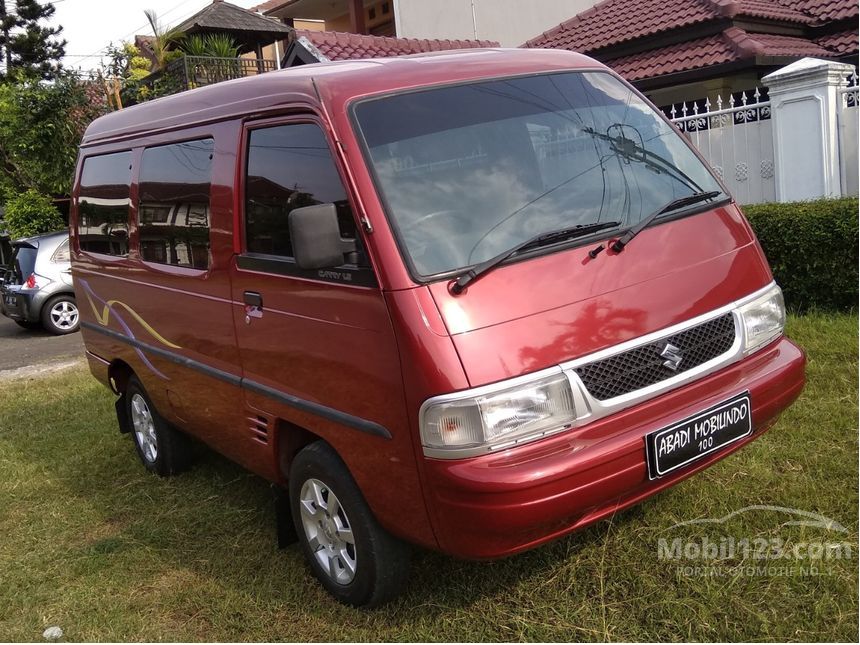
[420,372,576,456]
[738,284,785,354]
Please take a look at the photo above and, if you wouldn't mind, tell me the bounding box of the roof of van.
[81,48,602,146]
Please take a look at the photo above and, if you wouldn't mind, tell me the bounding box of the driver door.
[227,116,405,478]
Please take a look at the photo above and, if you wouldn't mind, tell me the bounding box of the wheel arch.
[108,359,135,395]
[275,418,322,482]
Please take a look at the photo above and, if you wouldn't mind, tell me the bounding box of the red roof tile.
[737,30,841,56]
[605,32,736,80]
[731,0,816,22]
[604,26,840,81]
[778,0,858,21]
[525,0,856,52]
[294,29,498,61]
[525,0,719,52]
[815,28,859,55]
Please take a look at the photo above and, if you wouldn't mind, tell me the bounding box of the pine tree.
[0,1,15,73]
[0,0,66,82]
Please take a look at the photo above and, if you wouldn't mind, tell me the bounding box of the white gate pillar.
[763,57,855,202]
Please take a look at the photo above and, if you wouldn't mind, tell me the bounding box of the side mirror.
[288,203,357,270]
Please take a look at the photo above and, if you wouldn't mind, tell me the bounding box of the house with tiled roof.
[525,0,858,108]
[127,1,294,101]
[173,0,292,58]
[254,0,592,46]
[249,2,501,68]
[128,0,503,102]
[282,29,497,66]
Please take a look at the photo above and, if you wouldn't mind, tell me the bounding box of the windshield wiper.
[450,220,621,294]
[583,125,705,194]
[610,191,722,253]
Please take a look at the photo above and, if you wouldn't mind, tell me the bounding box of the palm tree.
[143,8,183,71]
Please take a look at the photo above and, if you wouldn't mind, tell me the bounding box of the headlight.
[738,284,785,354]
[420,372,576,456]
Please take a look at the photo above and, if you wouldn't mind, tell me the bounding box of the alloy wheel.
[130,393,158,463]
[49,300,79,331]
[299,478,357,585]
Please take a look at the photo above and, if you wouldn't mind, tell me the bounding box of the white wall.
[395,0,597,47]
[764,58,856,202]
[839,101,858,196]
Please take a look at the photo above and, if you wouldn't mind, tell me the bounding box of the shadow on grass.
[4,316,856,642]
[2,380,646,629]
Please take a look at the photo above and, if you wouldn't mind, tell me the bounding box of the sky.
[44,0,261,74]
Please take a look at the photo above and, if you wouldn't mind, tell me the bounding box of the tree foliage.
[143,9,183,71]
[0,73,108,197]
[181,33,240,58]
[3,188,64,238]
[102,42,152,107]
[0,0,65,82]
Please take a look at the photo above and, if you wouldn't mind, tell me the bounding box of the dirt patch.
[0,357,86,382]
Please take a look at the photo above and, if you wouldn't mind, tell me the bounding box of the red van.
[71,49,805,606]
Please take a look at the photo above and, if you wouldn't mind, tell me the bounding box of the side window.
[51,239,70,263]
[245,123,360,262]
[138,139,214,270]
[78,151,132,256]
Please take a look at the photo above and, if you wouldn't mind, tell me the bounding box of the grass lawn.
[0,314,857,642]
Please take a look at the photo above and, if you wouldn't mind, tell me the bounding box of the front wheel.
[289,442,410,607]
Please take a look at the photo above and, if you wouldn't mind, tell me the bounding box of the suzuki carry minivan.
[72,49,805,606]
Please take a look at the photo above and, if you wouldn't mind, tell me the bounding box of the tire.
[124,376,191,477]
[289,441,410,607]
[40,294,80,335]
[14,320,41,330]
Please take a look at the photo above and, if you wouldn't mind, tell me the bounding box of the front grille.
[573,313,736,401]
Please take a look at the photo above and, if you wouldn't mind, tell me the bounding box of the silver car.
[0,231,79,335]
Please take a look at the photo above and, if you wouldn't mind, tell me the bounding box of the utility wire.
[66,0,206,71]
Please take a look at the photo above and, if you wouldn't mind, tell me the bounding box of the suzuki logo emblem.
[659,342,683,371]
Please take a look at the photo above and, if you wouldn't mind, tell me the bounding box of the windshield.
[353,71,724,277]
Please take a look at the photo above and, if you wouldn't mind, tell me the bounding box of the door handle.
[243,291,263,324]
[243,291,263,308]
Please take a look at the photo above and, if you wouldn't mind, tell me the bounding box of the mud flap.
[115,393,131,434]
[274,484,297,548]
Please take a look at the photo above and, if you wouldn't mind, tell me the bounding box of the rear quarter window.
[138,139,214,270]
[51,239,70,263]
[78,151,132,256]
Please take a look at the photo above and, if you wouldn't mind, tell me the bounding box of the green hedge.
[742,197,858,312]
[2,189,64,240]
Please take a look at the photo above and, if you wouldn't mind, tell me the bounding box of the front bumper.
[422,336,806,559]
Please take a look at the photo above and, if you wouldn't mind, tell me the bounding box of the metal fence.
[669,89,776,205]
[137,56,278,100]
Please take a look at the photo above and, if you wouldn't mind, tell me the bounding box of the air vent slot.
[248,415,270,445]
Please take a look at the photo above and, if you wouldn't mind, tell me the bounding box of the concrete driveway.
[0,314,85,375]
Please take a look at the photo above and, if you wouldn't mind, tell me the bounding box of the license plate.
[646,392,751,479]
